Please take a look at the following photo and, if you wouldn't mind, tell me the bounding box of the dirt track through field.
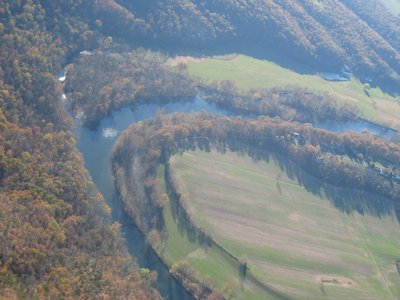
[170,150,400,299]
[351,216,394,298]
[165,54,239,67]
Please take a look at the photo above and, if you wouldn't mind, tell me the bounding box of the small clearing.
[316,276,354,288]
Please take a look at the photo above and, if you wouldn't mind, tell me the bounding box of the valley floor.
[184,54,400,130]
[155,150,400,299]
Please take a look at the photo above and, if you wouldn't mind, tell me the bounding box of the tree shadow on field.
[220,142,398,223]
[164,164,213,249]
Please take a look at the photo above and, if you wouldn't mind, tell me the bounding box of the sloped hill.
[105,0,400,92]
[39,0,400,91]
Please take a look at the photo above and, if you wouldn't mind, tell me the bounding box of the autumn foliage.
[0,1,158,298]
[112,112,400,236]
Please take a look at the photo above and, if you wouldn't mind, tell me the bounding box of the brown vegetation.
[0,1,159,298]
[101,0,400,92]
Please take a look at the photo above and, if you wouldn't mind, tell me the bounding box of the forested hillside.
[33,0,400,93]
[0,1,158,298]
[106,0,400,92]
[64,50,197,128]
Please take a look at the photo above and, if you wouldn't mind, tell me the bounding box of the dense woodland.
[98,0,400,92]
[31,0,400,92]
[199,81,358,123]
[0,1,158,298]
[65,50,197,129]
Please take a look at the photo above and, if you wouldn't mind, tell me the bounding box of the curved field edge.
[167,150,400,300]
[111,113,400,299]
[113,155,296,300]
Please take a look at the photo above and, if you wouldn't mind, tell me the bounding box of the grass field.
[380,0,400,14]
[168,150,400,300]
[184,55,400,129]
[154,166,268,299]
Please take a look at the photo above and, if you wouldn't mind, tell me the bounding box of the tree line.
[112,112,400,236]
[66,50,359,129]
[38,0,400,93]
[65,50,197,129]
[80,0,400,93]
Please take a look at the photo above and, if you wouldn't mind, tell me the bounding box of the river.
[315,119,398,140]
[75,96,397,299]
[76,97,227,300]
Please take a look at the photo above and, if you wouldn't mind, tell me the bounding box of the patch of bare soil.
[207,214,343,263]
[375,99,400,130]
[316,275,354,288]
[164,56,207,67]
[288,211,316,226]
[164,54,239,67]
[332,92,359,103]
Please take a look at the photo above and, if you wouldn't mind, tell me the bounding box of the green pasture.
[380,0,400,14]
[168,150,400,299]
[154,165,269,299]
[186,54,400,126]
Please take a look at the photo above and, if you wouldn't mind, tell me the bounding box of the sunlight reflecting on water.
[102,127,118,138]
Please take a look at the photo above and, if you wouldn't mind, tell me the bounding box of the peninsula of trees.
[112,112,400,296]
[112,112,400,238]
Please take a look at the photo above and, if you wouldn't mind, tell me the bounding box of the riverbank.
[69,50,398,299]
[184,54,400,130]
[111,112,400,299]
[74,101,228,299]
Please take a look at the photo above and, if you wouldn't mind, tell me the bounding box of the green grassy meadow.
[380,0,400,14]
[155,165,270,299]
[185,55,400,128]
[167,150,400,300]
